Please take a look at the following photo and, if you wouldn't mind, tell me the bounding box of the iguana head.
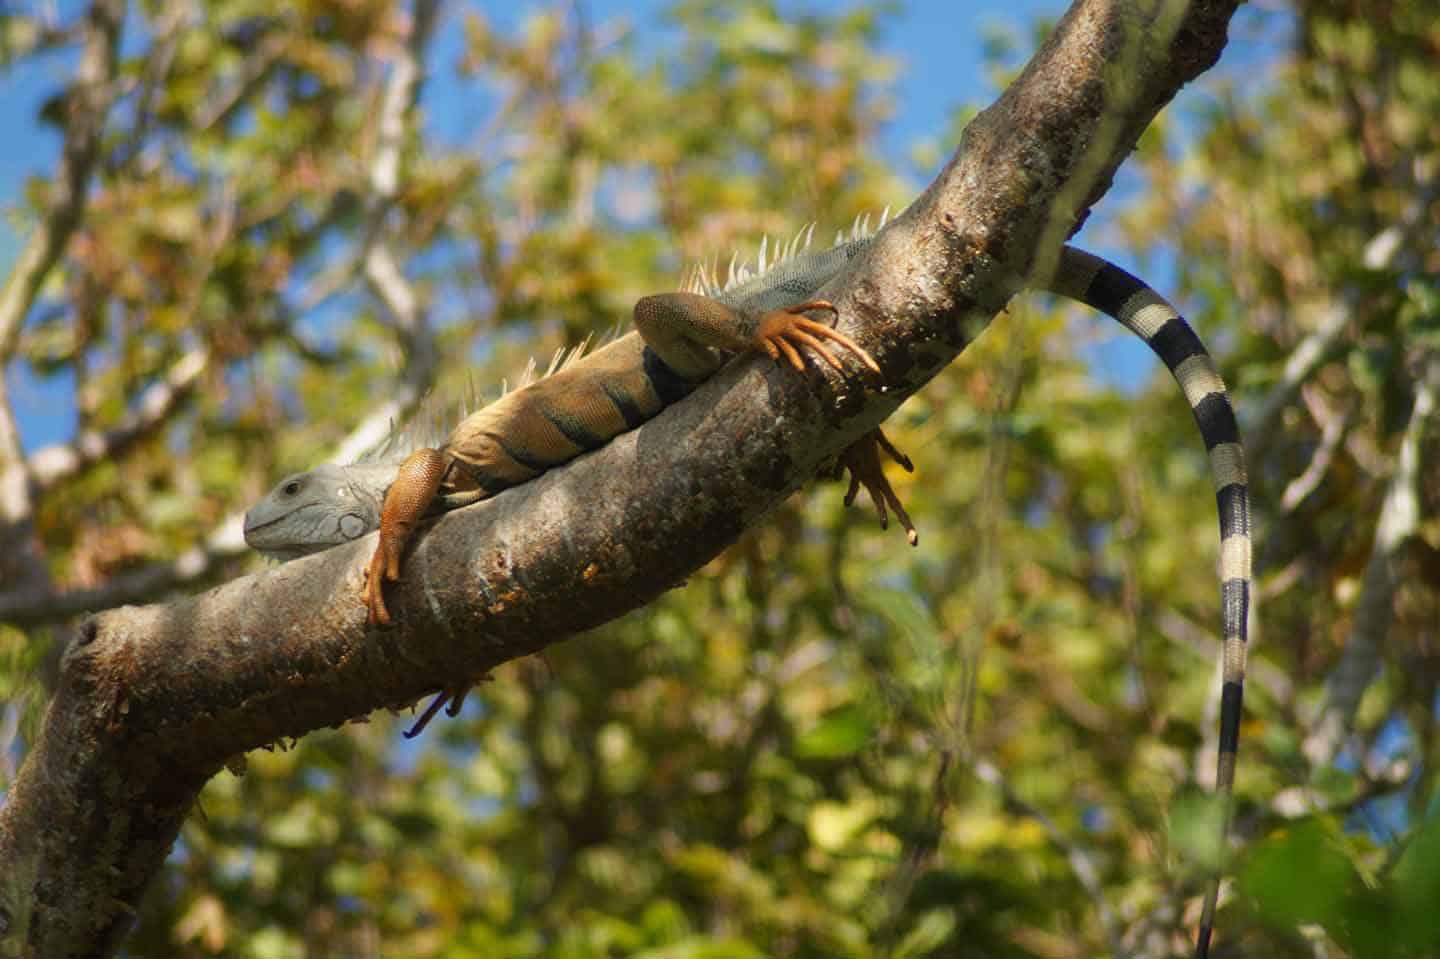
[243,463,392,561]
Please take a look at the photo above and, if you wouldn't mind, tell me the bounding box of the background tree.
[1,1,1436,957]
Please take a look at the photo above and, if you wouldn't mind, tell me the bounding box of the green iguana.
[243,225,1250,958]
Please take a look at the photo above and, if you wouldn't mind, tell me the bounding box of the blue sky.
[1,0,1234,452]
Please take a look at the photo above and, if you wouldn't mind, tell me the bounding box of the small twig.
[109,0,190,175]
[0,0,124,361]
[28,347,212,490]
[194,30,290,132]
[1279,395,1354,511]
[1156,606,1292,705]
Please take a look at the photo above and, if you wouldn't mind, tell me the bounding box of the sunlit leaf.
[795,704,875,760]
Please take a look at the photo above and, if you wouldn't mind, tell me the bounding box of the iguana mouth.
[242,509,327,559]
[241,513,280,534]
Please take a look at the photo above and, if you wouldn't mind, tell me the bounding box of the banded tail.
[1050,246,1251,959]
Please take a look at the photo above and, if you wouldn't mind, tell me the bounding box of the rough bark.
[0,1,1240,954]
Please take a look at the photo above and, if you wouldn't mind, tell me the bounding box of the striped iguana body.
[243,228,1249,958]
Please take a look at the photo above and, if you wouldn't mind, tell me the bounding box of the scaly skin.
[1051,248,1250,959]
[360,296,882,626]
[363,447,447,625]
[244,235,1250,956]
[244,232,881,562]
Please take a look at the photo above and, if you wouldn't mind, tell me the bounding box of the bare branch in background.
[0,0,124,611]
[27,347,211,489]
[1278,391,1354,512]
[352,0,443,463]
[1158,606,1293,705]
[193,30,290,133]
[29,184,236,491]
[1245,305,1350,459]
[1247,179,1439,460]
[1304,356,1440,767]
[0,517,249,627]
[0,0,124,361]
[109,0,189,175]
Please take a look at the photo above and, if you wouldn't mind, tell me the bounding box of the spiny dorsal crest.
[682,206,889,298]
[365,210,891,463]
[361,332,612,464]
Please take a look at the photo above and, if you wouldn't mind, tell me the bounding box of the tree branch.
[1247,177,1438,460]
[358,0,443,441]
[0,2,1241,954]
[0,2,444,628]
[0,0,124,361]
[0,0,124,629]
[26,346,209,490]
[26,170,236,493]
[1303,355,1440,767]
[0,515,249,627]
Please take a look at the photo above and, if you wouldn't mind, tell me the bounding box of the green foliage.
[4,0,1439,956]
[1240,812,1440,958]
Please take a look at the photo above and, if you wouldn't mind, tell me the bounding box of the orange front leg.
[364,447,448,625]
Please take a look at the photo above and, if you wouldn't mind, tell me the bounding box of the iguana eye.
[283,480,301,496]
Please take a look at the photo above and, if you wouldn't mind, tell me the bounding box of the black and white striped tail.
[1050,246,1251,959]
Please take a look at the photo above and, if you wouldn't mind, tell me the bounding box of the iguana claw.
[755,300,882,375]
[402,673,492,738]
[751,304,909,543]
[837,427,918,545]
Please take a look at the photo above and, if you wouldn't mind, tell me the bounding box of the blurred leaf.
[1171,790,1228,873]
[892,908,957,958]
[1386,810,1440,954]
[795,703,874,760]
[807,797,880,852]
[1238,818,1393,955]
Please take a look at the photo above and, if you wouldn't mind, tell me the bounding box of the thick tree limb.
[0,2,1240,955]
